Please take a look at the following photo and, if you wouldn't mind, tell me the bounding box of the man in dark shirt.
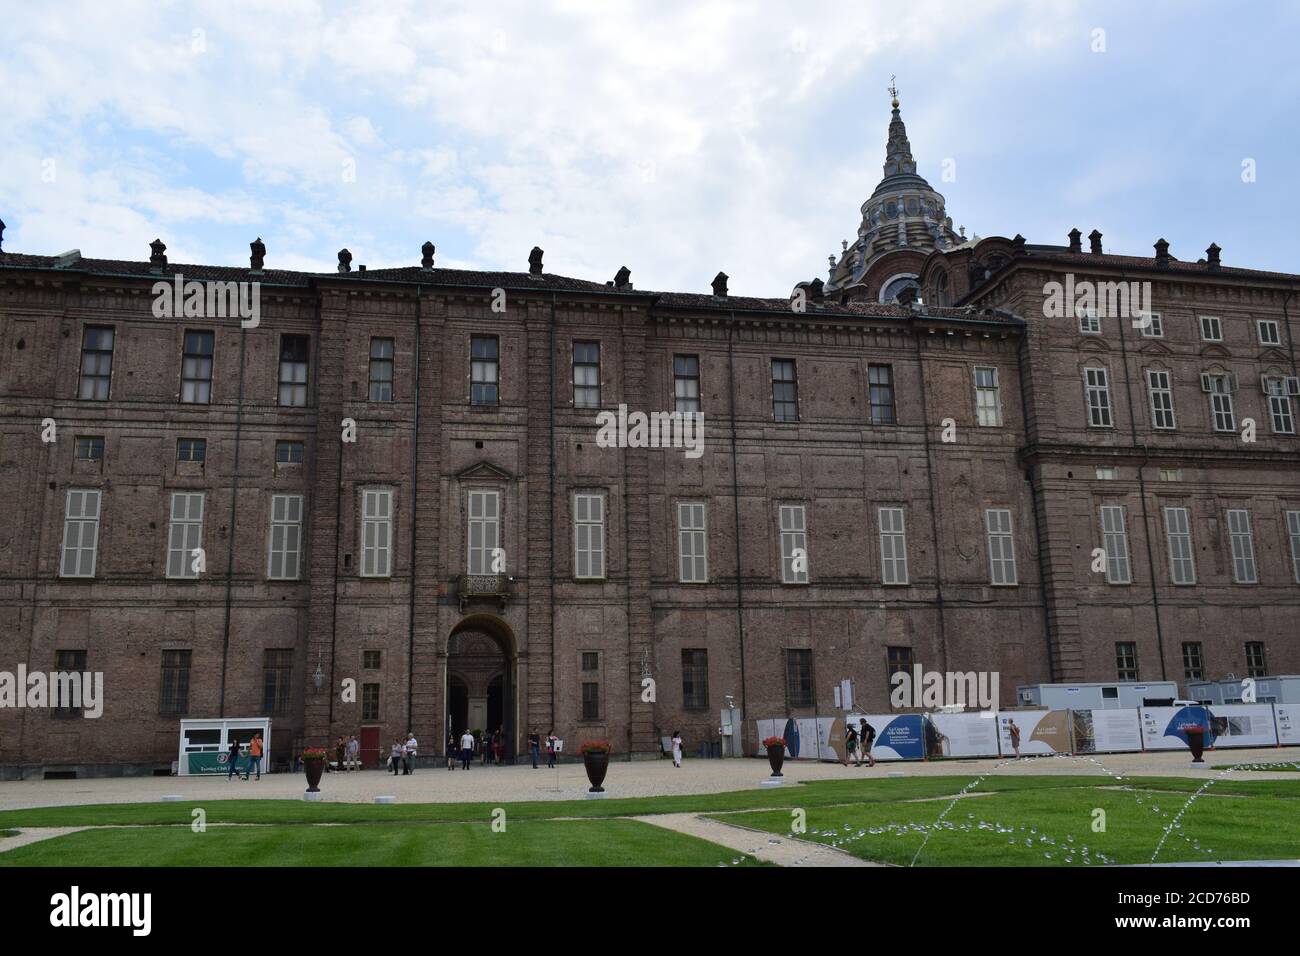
[859,718,876,767]
[528,730,541,769]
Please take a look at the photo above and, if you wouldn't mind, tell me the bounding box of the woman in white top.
[671,731,683,768]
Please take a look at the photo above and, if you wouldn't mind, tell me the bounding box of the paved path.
[0,827,89,853]
[1,748,1295,812]
[634,812,879,867]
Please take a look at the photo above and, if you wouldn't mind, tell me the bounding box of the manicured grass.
[712,785,1300,866]
[0,819,766,868]
[3,774,1297,830]
[1211,761,1300,772]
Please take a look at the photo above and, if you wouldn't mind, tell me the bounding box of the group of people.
[333,735,362,772]
[387,734,419,774]
[225,733,264,781]
[843,718,877,767]
[443,728,508,769]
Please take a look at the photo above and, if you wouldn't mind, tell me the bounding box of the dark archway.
[445,615,516,760]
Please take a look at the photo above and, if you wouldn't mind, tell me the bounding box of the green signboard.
[188,752,247,775]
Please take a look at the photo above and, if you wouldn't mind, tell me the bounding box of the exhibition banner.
[1139,705,1213,751]
[1276,705,1300,746]
[855,713,925,760]
[926,711,1000,757]
[1204,703,1278,749]
[998,710,1072,756]
[1071,708,1142,754]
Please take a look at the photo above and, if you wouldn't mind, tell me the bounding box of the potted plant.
[1184,724,1206,763]
[578,740,611,792]
[301,747,328,792]
[763,736,787,777]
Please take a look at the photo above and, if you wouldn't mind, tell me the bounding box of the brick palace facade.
[1,99,1298,776]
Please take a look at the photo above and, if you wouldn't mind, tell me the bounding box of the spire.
[882,76,916,180]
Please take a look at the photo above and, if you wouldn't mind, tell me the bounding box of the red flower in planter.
[578,740,612,755]
[762,736,786,748]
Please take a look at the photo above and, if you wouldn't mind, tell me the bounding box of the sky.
[1,1,1296,296]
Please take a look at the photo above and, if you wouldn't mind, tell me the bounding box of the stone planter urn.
[764,739,786,777]
[1186,727,1206,763]
[303,754,326,792]
[580,743,610,792]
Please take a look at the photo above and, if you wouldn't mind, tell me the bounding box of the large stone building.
[2,99,1298,776]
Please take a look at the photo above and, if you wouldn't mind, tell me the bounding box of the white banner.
[998,710,1073,756]
[1275,705,1300,746]
[927,712,1000,757]
[1071,708,1142,753]
[1207,704,1279,749]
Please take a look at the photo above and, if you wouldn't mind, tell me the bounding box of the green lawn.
[2,775,1296,867]
[1211,761,1300,772]
[0,819,765,868]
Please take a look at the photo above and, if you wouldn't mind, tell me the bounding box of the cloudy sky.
[1,1,1296,295]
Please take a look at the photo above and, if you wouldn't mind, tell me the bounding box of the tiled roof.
[1017,246,1300,282]
[651,290,1017,323]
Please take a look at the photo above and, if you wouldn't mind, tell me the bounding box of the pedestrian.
[844,725,859,767]
[528,729,541,769]
[671,730,683,768]
[226,735,242,781]
[245,732,264,780]
[480,730,490,766]
[859,718,876,767]
[546,730,558,768]
[493,728,504,765]
[446,732,458,771]
[334,736,345,773]
[459,729,475,770]
[389,739,403,775]
[347,735,360,771]
[1008,718,1021,758]
[404,733,418,774]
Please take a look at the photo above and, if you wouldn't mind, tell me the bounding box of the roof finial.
[887,75,899,109]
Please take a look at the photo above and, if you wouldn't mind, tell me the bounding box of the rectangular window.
[268,493,304,580]
[360,488,393,577]
[1226,508,1257,584]
[1085,367,1113,427]
[573,341,601,408]
[362,683,380,721]
[167,491,205,579]
[177,438,206,463]
[1100,505,1131,584]
[60,489,101,578]
[974,366,1002,426]
[673,354,700,414]
[785,648,813,708]
[159,650,192,716]
[573,491,606,579]
[1286,510,1300,584]
[879,506,909,585]
[52,650,88,719]
[1199,315,1223,342]
[1140,311,1164,338]
[1182,642,1204,682]
[1257,319,1281,346]
[1147,370,1176,429]
[1244,642,1267,678]
[682,649,709,710]
[677,501,708,583]
[1163,506,1196,585]
[886,646,914,697]
[778,503,808,584]
[581,651,600,672]
[181,330,214,404]
[470,335,499,406]
[74,436,105,461]
[278,335,310,407]
[275,440,305,464]
[467,490,501,575]
[363,650,382,670]
[1263,377,1296,434]
[868,364,896,425]
[581,682,600,720]
[1115,642,1139,681]
[261,649,293,717]
[368,337,394,402]
[772,359,798,422]
[78,326,114,401]
[1159,468,1183,482]
[985,508,1017,586]
[1077,306,1100,334]
[1095,466,1119,481]
[1203,373,1235,432]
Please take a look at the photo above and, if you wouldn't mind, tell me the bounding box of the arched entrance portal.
[445,616,516,760]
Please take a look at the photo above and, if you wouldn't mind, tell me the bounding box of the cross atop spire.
[887,75,899,109]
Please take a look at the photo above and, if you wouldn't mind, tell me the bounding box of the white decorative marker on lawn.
[585,791,609,800]
[303,791,323,802]
[761,777,783,788]
[161,795,184,802]
[374,795,396,804]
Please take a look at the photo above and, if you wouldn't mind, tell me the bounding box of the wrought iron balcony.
[457,573,512,612]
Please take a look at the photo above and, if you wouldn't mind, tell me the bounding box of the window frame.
[166,491,205,579]
[984,508,1017,586]
[1146,369,1176,430]
[1084,365,1113,428]
[771,358,799,422]
[470,335,500,406]
[467,489,501,576]
[277,334,310,408]
[180,329,215,404]
[60,488,102,578]
[1163,506,1196,586]
[572,341,601,408]
[368,336,395,402]
[676,500,708,584]
[1226,508,1257,584]
[673,354,701,414]
[360,488,393,578]
[878,506,909,585]
[78,326,115,401]
[573,490,607,580]
[974,365,1002,426]
[778,502,808,584]
[268,493,305,580]
[1100,504,1132,584]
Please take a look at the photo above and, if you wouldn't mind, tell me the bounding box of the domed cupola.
[824,81,964,302]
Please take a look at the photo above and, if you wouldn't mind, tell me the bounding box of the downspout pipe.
[218,316,250,716]
[407,287,423,734]
[727,311,749,750]
[911,320,949,674]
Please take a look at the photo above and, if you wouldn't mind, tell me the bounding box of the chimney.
[1206,242,1221,271]
[249,237,266,272]
[337,249,352,273]
[809,277,824,304]
[0,217,6,252]
[1012,233,1026,255]
[528,246,544,277]
[1067,228,1082,253]
[1088,229,1103,255]
[358,264,366,272]
[711,271,728,298]
[149,238,167,273]
[421,241,435,270]
[1154,238,1170,269]
[613,266,631,291]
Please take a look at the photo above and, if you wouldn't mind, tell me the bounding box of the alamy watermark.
[1043,274,1155,330]
[595,404,705,459]
[0,665,104,718]
[889,665,999,710]
[152,273,260,328]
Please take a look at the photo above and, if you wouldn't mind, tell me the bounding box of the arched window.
[931,270,950,307]
[881,275,921,304]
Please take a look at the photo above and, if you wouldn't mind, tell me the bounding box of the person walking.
[843,725,859,767]
[389,739,403,775]
[859,718,876,768]
[404,733,418,774]
[245,733,264,780]
[446,732,458,771]
[334,736,346,773]
[347,735,360,772]
[459,729,475,770]
[493,729,504,765]
[480,730,490,766]
[226,736,242,781]
[546,730,558,769]
[528,730,541,769]
[1008,718,1021,758]
[671,730,683,768]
